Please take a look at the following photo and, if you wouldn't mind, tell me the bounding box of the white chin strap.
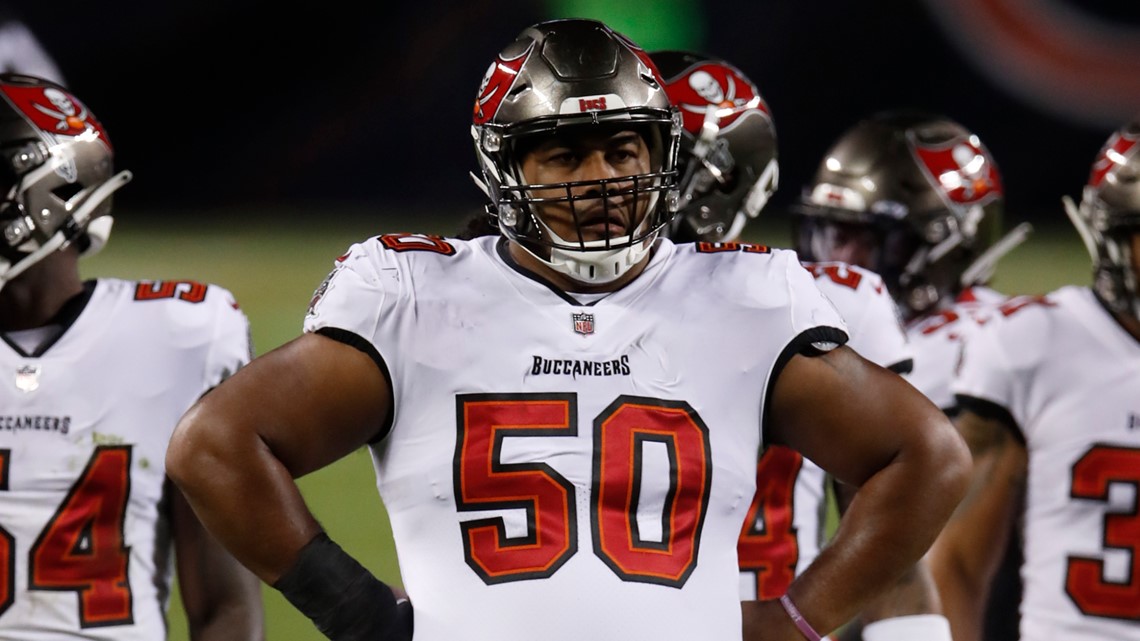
[519,206,659,284]
[545,232,657,284]
[0,170,132,292]
[720,212,749,244]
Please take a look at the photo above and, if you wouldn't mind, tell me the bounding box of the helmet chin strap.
[1062,193,1103,264]
[0,170,132,292]
[525,208,659,284]
[719,211,748,244]
[1064,193,1140,321]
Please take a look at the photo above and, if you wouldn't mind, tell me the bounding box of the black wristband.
[273,532,412,641]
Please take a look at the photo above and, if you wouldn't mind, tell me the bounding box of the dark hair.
[455,212,500,240]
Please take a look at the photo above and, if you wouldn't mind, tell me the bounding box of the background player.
[929,114,1140,641]
[0,73,264,639]
[792,110,1032,640]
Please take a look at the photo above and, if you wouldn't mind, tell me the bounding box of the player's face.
[808,220,881,270]
[520,128,653,243]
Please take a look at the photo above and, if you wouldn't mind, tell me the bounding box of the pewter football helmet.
[0,73,131,290]
[1063,115,1140,322]
[651,50,778,243]
[793,111,1028,320]
[470,19,681,284]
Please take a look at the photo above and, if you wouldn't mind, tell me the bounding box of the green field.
[81,207,1091,641]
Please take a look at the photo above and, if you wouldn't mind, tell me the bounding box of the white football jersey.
[953,286,1140,641]
[0,278,251,640]
[304,234,848,641]
[906,285,1008,411]
[737,261,912,600]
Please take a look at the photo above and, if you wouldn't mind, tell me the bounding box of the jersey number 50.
[455,393,712,588]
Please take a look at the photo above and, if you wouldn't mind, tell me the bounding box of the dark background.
[15,0,1140,227]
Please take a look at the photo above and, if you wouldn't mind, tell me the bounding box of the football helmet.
[1063,115,1140,322]
[0,73,131,290]
[650,50,778,243]
[470,18,681,284]
[793,111,1029,320]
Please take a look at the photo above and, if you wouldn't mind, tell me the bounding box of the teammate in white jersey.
[792,111,1033,641]
[650,51,965,641]
[0,74,264,639]
[166,19,969,641]
[929,116,1140,641]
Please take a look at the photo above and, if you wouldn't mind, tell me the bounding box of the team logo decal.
[663,62,768,135]
[306,270,336,318]
[15,364,40,393]
[473,42,533,125]
[0,84,111,148]
[572,312,595,336]
[1088,130,1139,189]
[912,138,1002,204]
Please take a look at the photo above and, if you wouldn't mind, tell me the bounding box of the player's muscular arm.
[742,346,970,640]
[166,332,391,583]
[927,409,1026,641]
[829,478,946,641]
[169,481,266,641]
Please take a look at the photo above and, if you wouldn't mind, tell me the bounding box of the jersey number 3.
[0,446,133,627]
[1066,444,1140,621]
[455,393,712,588]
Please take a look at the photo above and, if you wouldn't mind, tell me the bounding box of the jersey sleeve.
[807,262,911,372]
[303,238,400,342]
[203,284,253,392]
[779,251,849,350]
[842,272,911,372]
[951,294,1052,437]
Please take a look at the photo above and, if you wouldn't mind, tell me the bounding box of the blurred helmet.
[1063,115,1140,322]
[651,50,778,243]
[470,18,681,284]
[793,111,1021,320]
[0,73,131,290]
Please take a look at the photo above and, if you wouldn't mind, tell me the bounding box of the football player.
[929,115,1140,641]
[166,19,969,641]
[0,73,263,640]
[793,111,1033,641]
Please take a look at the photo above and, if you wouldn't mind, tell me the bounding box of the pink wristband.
[779,594,823,641]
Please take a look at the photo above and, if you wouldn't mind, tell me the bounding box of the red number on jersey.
[998,294,1055,317]
[593,397,711,587]
[1066,445,1140,620]
[737,445,801,598]
[804,262,864,291]
[455,394,577,583]
[0,447,133,627]
[0,450,12,616]
[455,393,712,587]
[379,233,457,255]
[695,241,771,254]
[134,280,208,303]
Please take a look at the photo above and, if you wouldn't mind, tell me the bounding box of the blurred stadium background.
[21,0,1137,638]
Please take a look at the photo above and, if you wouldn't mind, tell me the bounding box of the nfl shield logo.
[16,364,40,393]
[572,312,595,336]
